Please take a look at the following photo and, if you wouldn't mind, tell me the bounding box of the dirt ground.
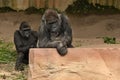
[0,12,120,47]
[0,12,120,80]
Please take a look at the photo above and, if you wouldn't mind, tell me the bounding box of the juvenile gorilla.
[14,21,38,71]
[37,9,73,56]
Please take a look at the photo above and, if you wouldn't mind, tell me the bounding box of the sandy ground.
[0,12,120,80]
[0,12,120,47]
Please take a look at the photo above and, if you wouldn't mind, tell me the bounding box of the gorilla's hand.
[56,42,67,56]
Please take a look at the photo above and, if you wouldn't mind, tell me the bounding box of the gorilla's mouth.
[51,31,59,37]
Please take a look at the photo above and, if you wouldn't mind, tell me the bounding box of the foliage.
[0,40,16,63]
[0,40,28,80]
[0,6,60,14]
[0,7,16,13]
[24,7,61,14]
[24,7,46,14]
[103,37,116,44]
[65,0,120,15]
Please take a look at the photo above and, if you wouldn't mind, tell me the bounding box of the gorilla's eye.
[23,29,31,31]
[49,22,55,24]
[47,19,57,24]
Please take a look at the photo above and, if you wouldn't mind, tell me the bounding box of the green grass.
[0,40,27,80]
[0,40,16,64]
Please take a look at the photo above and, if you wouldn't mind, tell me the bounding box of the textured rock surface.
[28,48,120,80]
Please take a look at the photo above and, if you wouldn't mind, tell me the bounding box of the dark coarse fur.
[14,21,38,71]
[37,9,73,56]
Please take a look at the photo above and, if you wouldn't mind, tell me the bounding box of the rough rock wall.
[28,48,120,80]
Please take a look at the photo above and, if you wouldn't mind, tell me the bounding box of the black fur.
[37,9,73,56]
[14,21,38,71]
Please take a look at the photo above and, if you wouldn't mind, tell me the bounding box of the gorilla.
[14,21,38,71]
[37,9,73,56]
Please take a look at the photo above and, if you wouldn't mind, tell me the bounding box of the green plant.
[0,7,16,13]
[24,7,61,15]
[103,37,116,44]
[0,40,16,63]
[65,0,120,15]
[24,7,46,14]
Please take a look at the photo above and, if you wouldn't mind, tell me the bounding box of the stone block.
[28,48,120,80]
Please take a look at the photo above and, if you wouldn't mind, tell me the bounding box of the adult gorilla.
[37,9,73,56]
[14,21,38,71]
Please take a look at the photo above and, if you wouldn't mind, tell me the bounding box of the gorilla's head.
[44,9,61,37]
[19,21,31,39]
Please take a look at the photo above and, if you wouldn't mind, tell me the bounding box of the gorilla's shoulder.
[60,13,69,20]
[14,30,19,33]
[14,30,20,35]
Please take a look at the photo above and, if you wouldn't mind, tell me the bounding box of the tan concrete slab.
[28,48,120,80]
[96,48,120,80]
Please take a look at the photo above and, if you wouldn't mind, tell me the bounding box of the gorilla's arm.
[60,14,72,47]
[14,31,30,53]
[37,24,61,48]
[31,31,38,48]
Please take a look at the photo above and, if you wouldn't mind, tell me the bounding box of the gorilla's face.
[20,28,31,39]
[23,29,31,38]
[44,9,62,37]
[19,21,31,39]
[46,19,61,37]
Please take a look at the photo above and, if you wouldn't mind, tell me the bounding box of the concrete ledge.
[28,48,120,80]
